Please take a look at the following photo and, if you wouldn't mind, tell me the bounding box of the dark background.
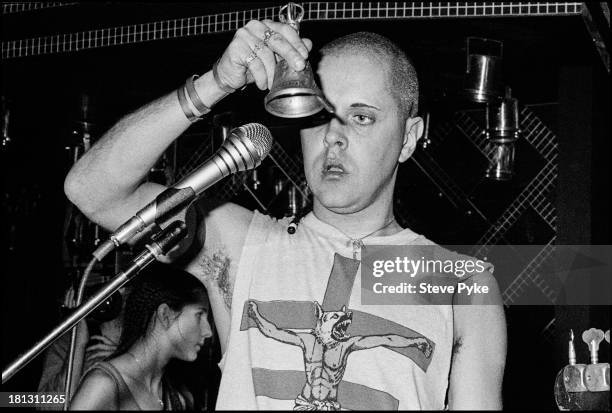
[2,2,610,410]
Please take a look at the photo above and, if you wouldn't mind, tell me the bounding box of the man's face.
[300,52,411,214]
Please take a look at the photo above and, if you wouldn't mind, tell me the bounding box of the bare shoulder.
[453,299,506,339]
[205,202,254,248]
[453,264,506,365]
[454,269,505,332]
[69,369,118,410]
[455,266,504,305]
[449,271,507,409]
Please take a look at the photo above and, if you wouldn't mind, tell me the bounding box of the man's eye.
[352,114,374,125]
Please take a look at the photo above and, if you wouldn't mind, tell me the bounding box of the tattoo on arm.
[199,248,233,310]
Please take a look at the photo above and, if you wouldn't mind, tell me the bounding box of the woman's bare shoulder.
[69,368,118,410]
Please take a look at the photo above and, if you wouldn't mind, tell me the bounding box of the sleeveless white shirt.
[216,211,471,410]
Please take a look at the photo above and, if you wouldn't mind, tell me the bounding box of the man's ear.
[156,303,174,330]
[399,116,424,163]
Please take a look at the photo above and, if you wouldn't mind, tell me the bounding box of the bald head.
[320,32,419,119]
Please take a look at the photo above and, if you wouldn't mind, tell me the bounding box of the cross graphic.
[239,253,435,410]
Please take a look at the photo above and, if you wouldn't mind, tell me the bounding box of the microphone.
[93,123,273,260]
[125,220,188,272]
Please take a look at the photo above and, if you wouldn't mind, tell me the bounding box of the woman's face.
[169,301,212,361]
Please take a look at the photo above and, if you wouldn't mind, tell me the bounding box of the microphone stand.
[1,221,187,388]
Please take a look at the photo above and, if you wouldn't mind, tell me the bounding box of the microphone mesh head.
[239,123,273,161]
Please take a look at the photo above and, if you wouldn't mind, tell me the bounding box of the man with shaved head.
[321,31,420,120]
[65,19,506,410]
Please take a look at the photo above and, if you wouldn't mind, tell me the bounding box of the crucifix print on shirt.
[240,253,435,411]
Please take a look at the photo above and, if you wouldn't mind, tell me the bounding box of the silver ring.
[253,40,265,53]
[245,40,266,66]
[245,50,258,66]
[263,29,276,45]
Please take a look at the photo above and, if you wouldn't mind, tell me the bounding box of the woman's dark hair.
[113,262,208,357]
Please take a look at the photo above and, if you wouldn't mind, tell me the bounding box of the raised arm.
[63,72,223,236]
[447,272,507,410]
[63,19,312,240]
[247,301,303,347]
[63,19,313,353]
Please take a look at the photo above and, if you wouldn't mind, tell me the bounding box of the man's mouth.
[322,161,347,178]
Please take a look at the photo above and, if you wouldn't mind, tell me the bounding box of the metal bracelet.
[185,75,211,116]
[177,84,199,122]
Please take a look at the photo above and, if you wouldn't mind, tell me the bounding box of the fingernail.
[299,46,308,59]
[295,59,305,70]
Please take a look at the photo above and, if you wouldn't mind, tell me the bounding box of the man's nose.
[322,118,348,150]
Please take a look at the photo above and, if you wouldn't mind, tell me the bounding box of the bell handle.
[279,2,304,33]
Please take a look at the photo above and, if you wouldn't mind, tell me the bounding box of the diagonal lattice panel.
[502,240,558,305]
[454,111,493,157]
[403,118,478,216]
[520,108,559,162]
[454,109,558,232]
[475,161,557,245]
[455,109,558,242]
[410,150,489,219]
[519,109,559,230]
[469,164,558,304]
[452,107,558,303]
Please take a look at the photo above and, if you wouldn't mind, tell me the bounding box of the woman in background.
[70,263,212,410]
[38,282,125,410]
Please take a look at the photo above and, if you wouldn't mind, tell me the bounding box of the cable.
[63,256,98,410]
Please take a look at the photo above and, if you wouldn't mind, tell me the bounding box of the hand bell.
[264,3,334,118]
